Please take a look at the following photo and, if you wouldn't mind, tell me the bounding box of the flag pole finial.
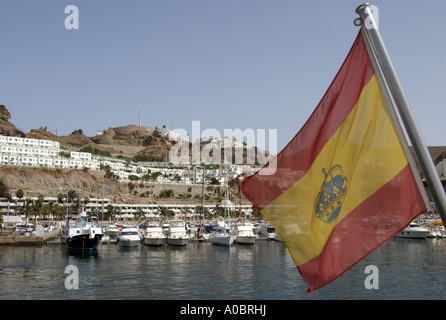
[355,3,371,14]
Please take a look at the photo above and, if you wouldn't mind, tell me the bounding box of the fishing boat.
[118,227,141,247]
[144,220,166,246]
[235,222,256,245]
[62,212,103,250]
[167,220,189,246]
[394,222,430,239]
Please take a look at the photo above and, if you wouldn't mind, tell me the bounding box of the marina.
[3,204,446,298]
[1,234,446,300]
[1,0,446,305]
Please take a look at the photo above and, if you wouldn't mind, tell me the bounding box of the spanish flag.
[242,31,427,293]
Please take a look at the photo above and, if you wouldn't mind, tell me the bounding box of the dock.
[0,229,61,246]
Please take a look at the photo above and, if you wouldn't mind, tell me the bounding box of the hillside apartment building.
[0,135,257,184]
[0,135,255,221]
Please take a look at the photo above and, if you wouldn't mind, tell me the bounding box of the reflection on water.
[1,239,446,299]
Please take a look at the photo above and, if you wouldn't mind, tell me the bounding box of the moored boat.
[235,222,256,245]
[259,224,276,240]
[62,212,103,250]
[102,224,120,243]
[210,228,235,246]
[167,220,189,246]
[144,220,166,246]
[210,219,235,247]
[394,222,430,239]
[118,227,141,247]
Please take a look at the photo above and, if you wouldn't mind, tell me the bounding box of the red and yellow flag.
[242,31,427,293]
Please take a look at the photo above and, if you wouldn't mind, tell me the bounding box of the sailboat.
[210,183,235,247]
[211,221,235,246]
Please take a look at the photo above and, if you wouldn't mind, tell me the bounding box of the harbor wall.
[0,229,61,245]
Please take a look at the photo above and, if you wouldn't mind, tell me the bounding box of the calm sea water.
[1,238,446,300]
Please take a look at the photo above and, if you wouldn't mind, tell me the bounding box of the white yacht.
[118,227,141,247]
[235,222,256,245]
[62,212,103,250]
[102,225,120,242]
[394,223,430,239]
[144,221,166,246]
[427,225,446,238]
[167,220,189,246]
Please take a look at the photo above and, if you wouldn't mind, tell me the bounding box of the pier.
[0,229,61,246]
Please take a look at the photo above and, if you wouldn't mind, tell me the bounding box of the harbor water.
[1,238,446,300]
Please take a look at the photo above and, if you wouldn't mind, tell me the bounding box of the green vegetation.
[132,152,164,162]
[79,145,111,157]
[158,189,174,198]
[152,129,161,138]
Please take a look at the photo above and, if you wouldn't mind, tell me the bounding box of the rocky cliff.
[0,105,25,137]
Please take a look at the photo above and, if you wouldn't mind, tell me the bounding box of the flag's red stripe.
[242,32,375,211]
[297,164,426,293]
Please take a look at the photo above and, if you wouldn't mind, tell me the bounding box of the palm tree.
[82,197,90,214]
[105,204,117,221]
[57,193,65,204]
[20,198,33,231]
[40,203,53,226]
[158,206,169,219]
[51,204,65,222]
[15,189,24,200]
[32,194,44,228]
[67,190,77,204]
[136,207,144,223]
[67,190,78,215]
[15,189,24,215]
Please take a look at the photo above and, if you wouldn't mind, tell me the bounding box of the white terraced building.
[0,135,258,185]
[0,196,254,224]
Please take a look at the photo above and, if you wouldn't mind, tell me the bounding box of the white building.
[0,134,258,185]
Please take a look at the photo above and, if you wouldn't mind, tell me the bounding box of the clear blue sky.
[1,0,445,153]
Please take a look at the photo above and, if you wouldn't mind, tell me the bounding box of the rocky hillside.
[0,105,25,137]
[91,125,176,161]
[0,105,250,203]
[1,103,444,205]
[0,165,246,206]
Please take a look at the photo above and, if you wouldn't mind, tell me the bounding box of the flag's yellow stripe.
[262,75,408,265]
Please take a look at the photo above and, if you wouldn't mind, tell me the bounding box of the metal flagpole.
[355,3,446,226]
[359,26,431,212]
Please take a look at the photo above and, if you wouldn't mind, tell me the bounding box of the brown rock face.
[0,105,25,137]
